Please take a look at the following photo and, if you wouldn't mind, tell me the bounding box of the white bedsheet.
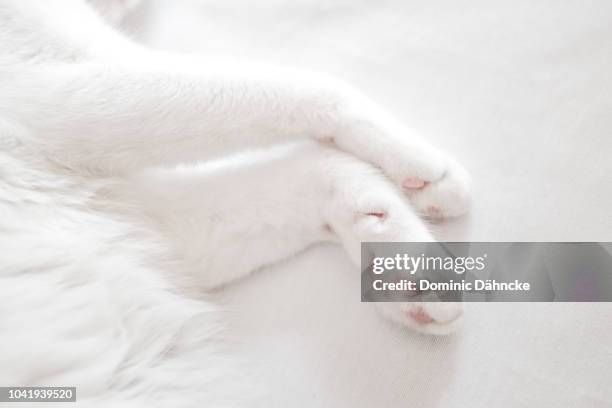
[127,1,612,406]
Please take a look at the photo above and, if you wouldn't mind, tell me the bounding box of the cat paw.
[318,148,435,264]
[401,155,472,220]
[326,193,434,265]
[335,125,471,219]
[314,148,465,336]
[330,111,471,220]
[376,302,463,335]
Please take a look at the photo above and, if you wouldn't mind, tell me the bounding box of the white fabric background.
[125,1,612,406]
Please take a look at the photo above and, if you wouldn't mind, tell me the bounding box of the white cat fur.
[0,1,471,406]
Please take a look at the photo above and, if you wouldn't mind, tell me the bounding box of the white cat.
[0,0,471,406]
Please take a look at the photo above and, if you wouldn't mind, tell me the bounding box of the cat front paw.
[328,106,472,220]
[313,146,466,336]
[401,155,472,220]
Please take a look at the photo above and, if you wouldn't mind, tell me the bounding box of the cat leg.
[0,0,470,218]
[5,58,470,219]
[108,142,462,334]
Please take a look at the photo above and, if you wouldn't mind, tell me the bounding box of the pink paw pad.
[407,307,434,324]
[402,177,427,190]
[366,211,386,219]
